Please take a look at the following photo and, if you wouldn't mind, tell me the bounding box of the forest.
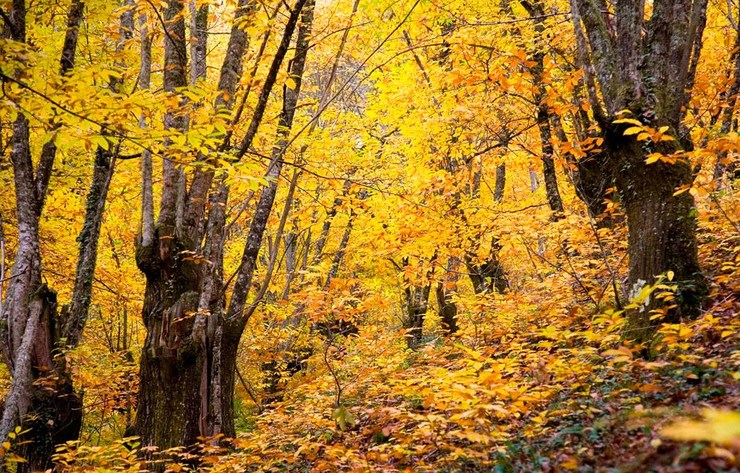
[0,0,739,470]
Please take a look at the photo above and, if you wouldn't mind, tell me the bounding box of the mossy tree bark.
[572,0,709,343]
[1,0,119,468]
[133,0,312,453]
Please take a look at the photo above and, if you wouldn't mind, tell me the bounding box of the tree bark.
[551,113,610,224]
[713,4,740,185]
[403,283,432,349]
[573,0,709,343]
[436,257,459,335]
[493,163,506,202]
[133,0,311,453]
[400,254,435,349]
[520,0,564,217]
[0,1,94,469]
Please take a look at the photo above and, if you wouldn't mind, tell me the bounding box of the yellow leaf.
[646,153,662,164]
[91,135,110,150]
[613,118,642,125]
[662,410,740,446]
[560,455,579,470]
[6,453,26,463]
[285,77,297,90]
[673,186,690,196]
[623,126,643,136]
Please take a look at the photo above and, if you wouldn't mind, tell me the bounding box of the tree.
[571,0,709,342]
[132,0,314,451]
[0,0,123,467]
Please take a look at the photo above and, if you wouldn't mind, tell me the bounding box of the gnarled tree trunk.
[1,0,119,468]
[133,0,312,452]
[572,0,709,343]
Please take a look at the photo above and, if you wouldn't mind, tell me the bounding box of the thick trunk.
[572,0,709,343]
[608,128,707,344]
[135,231,205,449]
[134,0,310,452]
[134,0,204,453]
[18,286,82,473]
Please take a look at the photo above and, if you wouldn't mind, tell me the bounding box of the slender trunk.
[21,143,116,471]
[189,0,208,84]
[400,254,435,349]
[1,2,94,469]
[281,228,299,299]
[436,257,459,335]
[139,9,155,248]
[466,237,508,295]
[403,283,432,349]
[220,0,315,427]
[551,114,610,223]
[714,10,740,185]
[521,0,564,217]
[313,177,353,264]
[493,163,505,202]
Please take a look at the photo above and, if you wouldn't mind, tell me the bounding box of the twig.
[236,365,263,414]
[323,332,342,408]
[584,217,623,309]
[710,192,740,235]
[521,236,599,307]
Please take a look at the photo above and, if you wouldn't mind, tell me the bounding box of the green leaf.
[91,135,110,150]
[332,405,355,431]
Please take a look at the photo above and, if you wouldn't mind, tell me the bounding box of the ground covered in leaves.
[48,216,740,472]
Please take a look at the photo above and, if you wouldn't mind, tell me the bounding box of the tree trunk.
[551,113,610,224]
[713,6,740,185]
[436,258,459,335]
[1,1,111,469]
[572,0,709,342]
[403,284,432,349]
[493,163,506,202]
[466,237,508,295]
[610,129,706,343]
[400,254,435,349]
[133,0,311,452]
[521,0,564,217]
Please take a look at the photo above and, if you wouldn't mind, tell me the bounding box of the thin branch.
[236,365,263,413]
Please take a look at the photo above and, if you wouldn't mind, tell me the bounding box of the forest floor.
[51,225,740,473]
